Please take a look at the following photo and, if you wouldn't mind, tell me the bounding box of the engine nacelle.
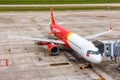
[48,43,59,55]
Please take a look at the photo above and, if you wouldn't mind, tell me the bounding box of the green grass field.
[0,6,119,11]
[0,0,119,4]
[0,0,119,11]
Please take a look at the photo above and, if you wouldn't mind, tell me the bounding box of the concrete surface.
[0,10,120,80]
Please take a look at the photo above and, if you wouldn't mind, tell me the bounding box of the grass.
[0,0,119,4]
[0,6,119,11]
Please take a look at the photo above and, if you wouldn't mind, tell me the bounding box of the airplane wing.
[84,23,112,39]
[8,36,65,44]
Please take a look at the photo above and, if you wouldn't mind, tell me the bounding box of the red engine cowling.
[48,43,59,55]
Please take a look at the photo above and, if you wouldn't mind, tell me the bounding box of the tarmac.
[0,10,120,80]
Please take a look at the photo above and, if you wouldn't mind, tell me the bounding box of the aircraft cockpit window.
[87,50,99,55]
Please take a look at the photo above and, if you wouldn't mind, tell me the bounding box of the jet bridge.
[93,40,120,63]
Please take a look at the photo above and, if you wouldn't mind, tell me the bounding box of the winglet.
[84,22,113,39]
[50,6,55,24]
[109,22,112,30]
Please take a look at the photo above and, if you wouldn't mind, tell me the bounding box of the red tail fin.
[50,6,55,24]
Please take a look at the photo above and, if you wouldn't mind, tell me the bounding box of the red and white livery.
[9,6,112,63]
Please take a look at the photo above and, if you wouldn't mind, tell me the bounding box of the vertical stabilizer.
[50,6,55,24]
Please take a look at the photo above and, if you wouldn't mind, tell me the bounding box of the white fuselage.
[67,33,102,63]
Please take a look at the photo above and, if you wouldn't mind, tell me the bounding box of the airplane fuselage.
[50,23,102,63]
[9,6,112,64]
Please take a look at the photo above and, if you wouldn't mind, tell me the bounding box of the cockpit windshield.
[87,50,100,55]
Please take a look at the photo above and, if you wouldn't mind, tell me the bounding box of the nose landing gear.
[84,63,93,68]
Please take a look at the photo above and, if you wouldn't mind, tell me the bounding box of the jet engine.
[48,43,59,55]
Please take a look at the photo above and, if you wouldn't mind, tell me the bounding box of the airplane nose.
[96,56,102,63]
[89,54,102,63]
[94,54,102,63]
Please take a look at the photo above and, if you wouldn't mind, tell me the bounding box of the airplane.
[9,6,112,64]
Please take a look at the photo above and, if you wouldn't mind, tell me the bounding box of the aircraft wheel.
[87,63,92,68]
